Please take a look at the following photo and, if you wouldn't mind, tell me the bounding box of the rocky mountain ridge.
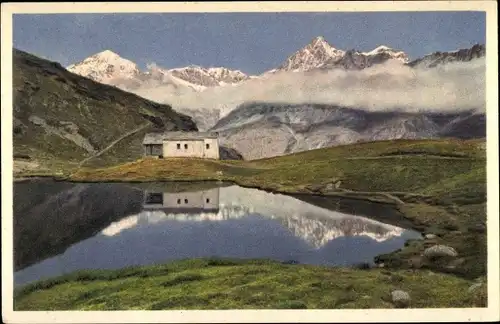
[67,37,484,88]
[210,103,485,160]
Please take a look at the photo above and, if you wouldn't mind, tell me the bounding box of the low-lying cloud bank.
[129,58,485,117]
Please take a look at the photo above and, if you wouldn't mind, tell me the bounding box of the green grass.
[14,258,485,310]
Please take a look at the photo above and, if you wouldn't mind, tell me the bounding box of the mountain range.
[31,36,487,161]
[210,103,484,160]
[66,36,413,90]
[67,49,250,91]
[67,36,484,90]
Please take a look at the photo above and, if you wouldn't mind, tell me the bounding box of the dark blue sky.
[13,12,486,74]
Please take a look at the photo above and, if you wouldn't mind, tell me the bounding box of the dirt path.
[78,123,150,167]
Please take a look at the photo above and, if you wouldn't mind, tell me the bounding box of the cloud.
[125,58,486,118]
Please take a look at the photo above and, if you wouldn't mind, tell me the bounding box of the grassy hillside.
[12,49,197,173]
[70,138,486,197]
[14,258,486,310]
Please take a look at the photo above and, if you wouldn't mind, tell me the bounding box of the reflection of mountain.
[101,186,406,248]
[278,215,403,248]
[15,182,421,286]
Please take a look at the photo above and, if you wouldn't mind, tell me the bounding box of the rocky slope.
[13,49,197,170]
[211,103,485,160]
[205,42,486,159]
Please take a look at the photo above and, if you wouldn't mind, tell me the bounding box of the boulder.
[424,245,458,258]
[391,290,411,308]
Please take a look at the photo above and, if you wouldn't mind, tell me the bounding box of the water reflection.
[14,182,421,286]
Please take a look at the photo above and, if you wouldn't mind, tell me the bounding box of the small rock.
[391,290,411,308]
[378,263,385,268]
[425,234,437,240]
[424,245,458,258]
[325,183,334,191]
[28,115,46,126]
[468,282,483,293]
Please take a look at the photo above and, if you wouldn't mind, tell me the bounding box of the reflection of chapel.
[142,188,220,214]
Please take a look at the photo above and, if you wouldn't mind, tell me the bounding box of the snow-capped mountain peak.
[277,36,345,72]
[207,66,247,80]
[92,49,121,60]
[168,65,249,87]
[364,45,393,54]
[362,45,409,63]
[310,36,337,55]
[272,38,411,73]
[67,50,250,92]
[67,50,141,83]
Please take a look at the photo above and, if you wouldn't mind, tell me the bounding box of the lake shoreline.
[13,177,483,277]
[12,139,487,310]
[14,173,405,205]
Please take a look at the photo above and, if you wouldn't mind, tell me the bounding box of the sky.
[13,11,486,75]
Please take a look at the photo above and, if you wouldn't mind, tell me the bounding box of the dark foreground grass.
[14,258,486,310]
